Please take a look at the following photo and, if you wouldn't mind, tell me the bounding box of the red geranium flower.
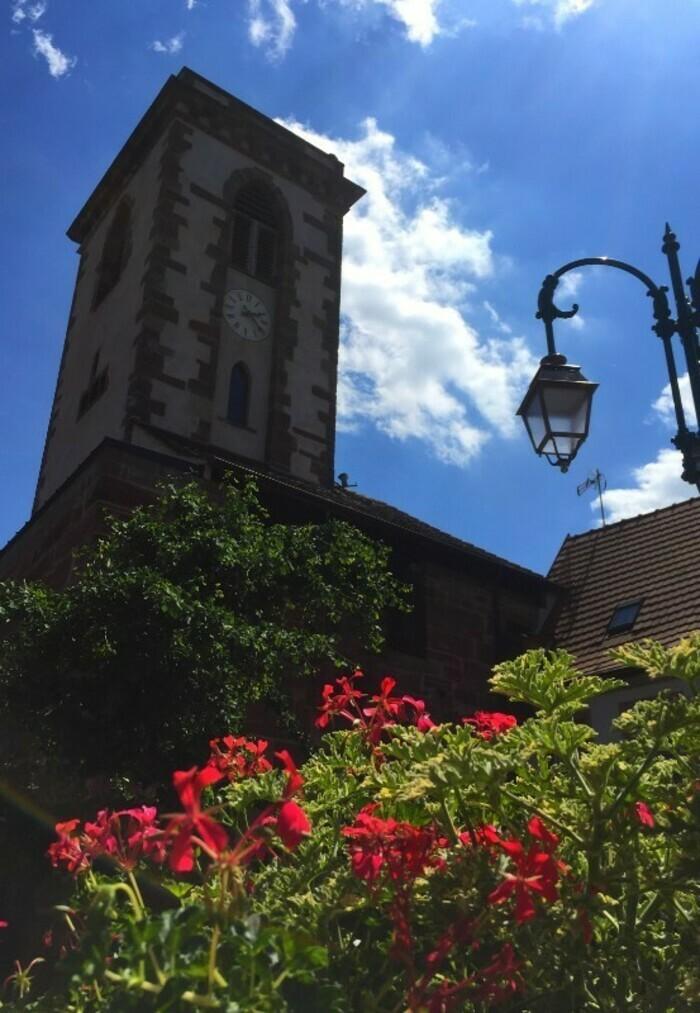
[487,838,560,924]
[473,943,523,1004]
[275,749,304,797]
[463,711,517,740]
[47,819,91,875]
[208,736,272,780]
[363,677,403,721]
[402,695,436,732]
[459,824,502,849]
[343,805,443,963]
[83,806,165,870]
[219,749,312,866]
[471,818,563,924]
[526,815,560,851]
[164,765,228,873]
[316,673,435,746]
[276,800,312,849]
[359,677,407,744]
[633,801,655,828]
[315,670,366,729]
[273,750,311,849]
[342,805,440,886]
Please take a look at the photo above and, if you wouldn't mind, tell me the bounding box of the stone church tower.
[0,69,556,713]
[35,68,363,511]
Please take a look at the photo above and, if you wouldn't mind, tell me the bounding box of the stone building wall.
[1,439,556,719]
[34,136,168,510]
[33,70,362,512]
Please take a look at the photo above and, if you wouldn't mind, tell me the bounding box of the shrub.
[0,479,407,787]
[4,638,700,1011]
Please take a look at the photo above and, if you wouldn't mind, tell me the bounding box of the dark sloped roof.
[135,424,554,589]
[215,460,554,591]
[548,495,700,674]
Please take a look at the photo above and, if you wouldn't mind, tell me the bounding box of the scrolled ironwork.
[688,259,700,325]
[527,227,700,490]
[536,274,580,325]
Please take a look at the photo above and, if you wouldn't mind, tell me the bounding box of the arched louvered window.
[227,362,250,427]
[231,183,279,284]
[93,200,132,308]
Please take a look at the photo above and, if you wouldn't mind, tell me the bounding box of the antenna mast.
[577,469,607,527]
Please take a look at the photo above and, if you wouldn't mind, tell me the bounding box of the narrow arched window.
[227,363,250,427]
[231,183,279,284]
[93,200,132,308]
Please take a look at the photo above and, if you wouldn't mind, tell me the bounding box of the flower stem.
[500,788,585,845]
[127,870,146,916]
[207,924,221,997]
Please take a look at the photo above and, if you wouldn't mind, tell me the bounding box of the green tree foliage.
[5,639,700,1011]
[0,480,407,785]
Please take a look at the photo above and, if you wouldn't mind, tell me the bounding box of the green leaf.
[612,634,700,689]
[490,648,626,715]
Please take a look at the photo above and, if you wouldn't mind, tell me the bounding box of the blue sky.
[2,0,700,575]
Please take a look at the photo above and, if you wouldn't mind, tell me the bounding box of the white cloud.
[553,270,586,331]
[151,32,185,53]
[600,376,698,522]
[599,448,693,524]
[554,0,596,24]
[247,0,296,58]
[653,372,694,428]
[483,300,513,335]
[556,270,583,299]
[12,0,46,23]
[336,0,441,45]
[279,116,538,467]
[246,0,441,58]
[186,0,197,7]
[514,0,596,29]
[32,28,75,77]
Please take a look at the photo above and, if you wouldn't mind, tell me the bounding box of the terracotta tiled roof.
[548,495,700,674]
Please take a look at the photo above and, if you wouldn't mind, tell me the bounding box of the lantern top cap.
[516,357,597,418]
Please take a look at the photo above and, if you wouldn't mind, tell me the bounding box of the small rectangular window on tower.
[77,366,109,420]
[606,600,642,636]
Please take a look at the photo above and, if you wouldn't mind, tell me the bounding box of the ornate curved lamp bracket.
[527,229,700,491]
[535,274,579,359]
[649,286,675,341]
[536,274,579,325]
[536,257,669,358]
[688,259,700,326]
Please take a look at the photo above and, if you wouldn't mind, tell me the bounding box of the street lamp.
[517,224,700,489]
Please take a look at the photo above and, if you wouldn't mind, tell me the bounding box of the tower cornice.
[67,67,365,245]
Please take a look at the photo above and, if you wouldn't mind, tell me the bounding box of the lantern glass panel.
[542,384,590,437]
[543,433,577,459]
[524,392,547,451]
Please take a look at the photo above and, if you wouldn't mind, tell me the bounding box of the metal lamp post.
[517,225,700,490]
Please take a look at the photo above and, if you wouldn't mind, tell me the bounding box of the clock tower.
[0,66,557,733]
[34,69,364,511]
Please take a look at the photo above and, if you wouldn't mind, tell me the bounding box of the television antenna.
[577,468,607,527]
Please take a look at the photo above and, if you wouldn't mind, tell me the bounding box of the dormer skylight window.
[606,600,642,636]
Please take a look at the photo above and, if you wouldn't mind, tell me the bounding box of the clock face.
[223,289,272,341]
